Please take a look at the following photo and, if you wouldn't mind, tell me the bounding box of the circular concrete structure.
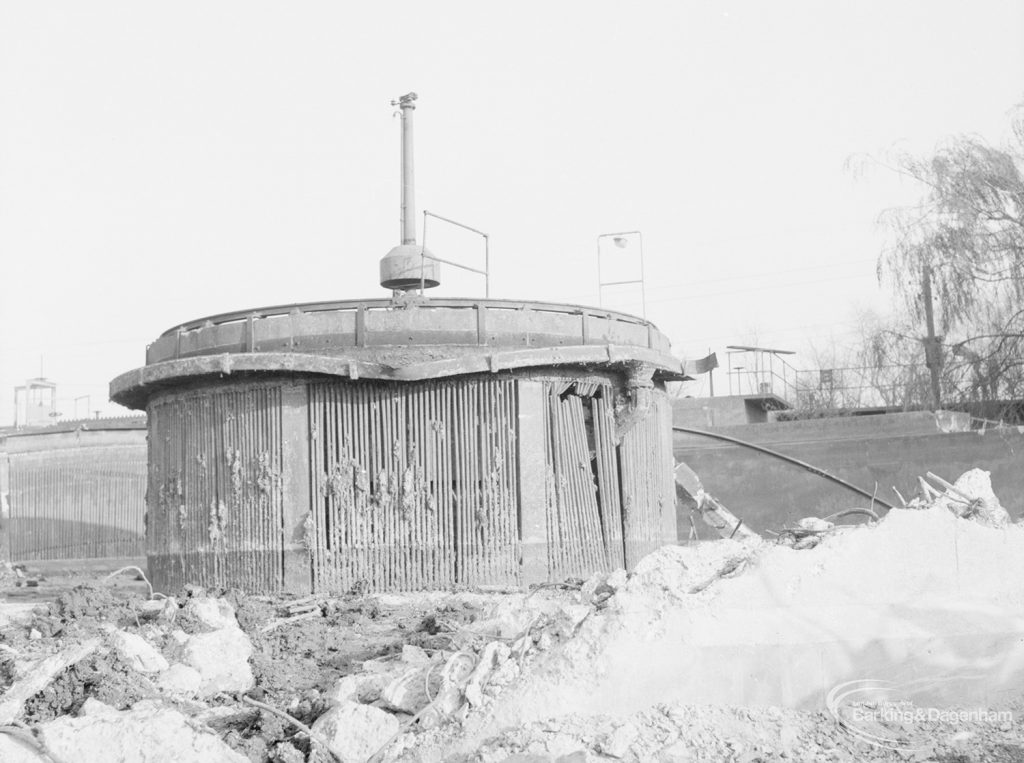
[112,298,687,594]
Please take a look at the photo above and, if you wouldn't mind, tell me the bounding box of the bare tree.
[792,309,968,415]
[868,105,1024,408]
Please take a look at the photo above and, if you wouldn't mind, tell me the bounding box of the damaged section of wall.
[620,391,675,567]
[544,382,619,580]
[542,379,674,580]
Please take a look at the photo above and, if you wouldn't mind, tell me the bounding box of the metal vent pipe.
[380,92,440,291]
[397,92,417,245]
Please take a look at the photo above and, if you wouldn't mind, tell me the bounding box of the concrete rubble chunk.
[465,641,512,707]
[109,630,170,673]
[169,628,190,646]
[795,517,833,533]
[311,701,401,763]
[79,697,119,717]
[138,597,177,621]
[601,722,639,758]
[606,569,628,589]
[0,733,46,763]
[361,657,397,674]
[381,664,443,714]
[156,663,203,695]
[400,644,430,664]
[418,684,464,729]
[326,671,393,705]
[270,741,305,763]
[183,597,238,630]
[937,468,1011,527]
[182,627,255,696]
[29,699,249,762]
[416,650,479,728]
[0,603,39,630]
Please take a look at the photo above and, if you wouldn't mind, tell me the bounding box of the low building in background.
[0,416,147,570]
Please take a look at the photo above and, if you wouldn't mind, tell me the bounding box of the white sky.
[2,1,1022,421]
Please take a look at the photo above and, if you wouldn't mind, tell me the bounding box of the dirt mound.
[22,651,152,723]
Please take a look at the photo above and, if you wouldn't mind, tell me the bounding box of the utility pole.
[922,265,943,410]
[707,347,715,397]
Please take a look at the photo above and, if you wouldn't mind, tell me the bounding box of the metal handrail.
[158,297,655,338]
[419,210,490,297]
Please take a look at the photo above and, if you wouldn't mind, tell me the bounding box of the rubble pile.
[0,579,589,762]
[467,699,1024,762]
[421,468,1024,760]
[0,468,1022,761]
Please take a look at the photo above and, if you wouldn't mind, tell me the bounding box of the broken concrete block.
[0,733,46,763]
[78,697,119,718]
[326,671,393,705]
[559,604,591,631]
[381,665,442,714]
[195,704,260,731]
[137,600,168,620]
[311,701,400,763]
[401,644,430,664]
[942,469,1010,527]
[796,517,834,533]
[183,597,238,631]
[0,603,39,630]
[109,630,169,674]
[35,699,249,762]
[157,663,203,695]
[601,722,639,758]
[182,627,255,696]
[270,741,305,763]
[465,641,512,707]
[606,569,628,589]
[580,571,614,606]
[361,657,397,674]
[416,684,465,730]
[485,655,520,695]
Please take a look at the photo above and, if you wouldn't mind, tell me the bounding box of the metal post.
[922,265,942,410]
[637,232,646,319]
[420,210,428,296]
[708,347,715,397]
[597,231,646,317]
[396,93,418,246]
[484,235,490,298]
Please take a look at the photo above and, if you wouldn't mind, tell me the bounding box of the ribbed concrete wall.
[308,376,520,591]
[4,441,146,562]
[144,374,676,593]
[147,383,286,593]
